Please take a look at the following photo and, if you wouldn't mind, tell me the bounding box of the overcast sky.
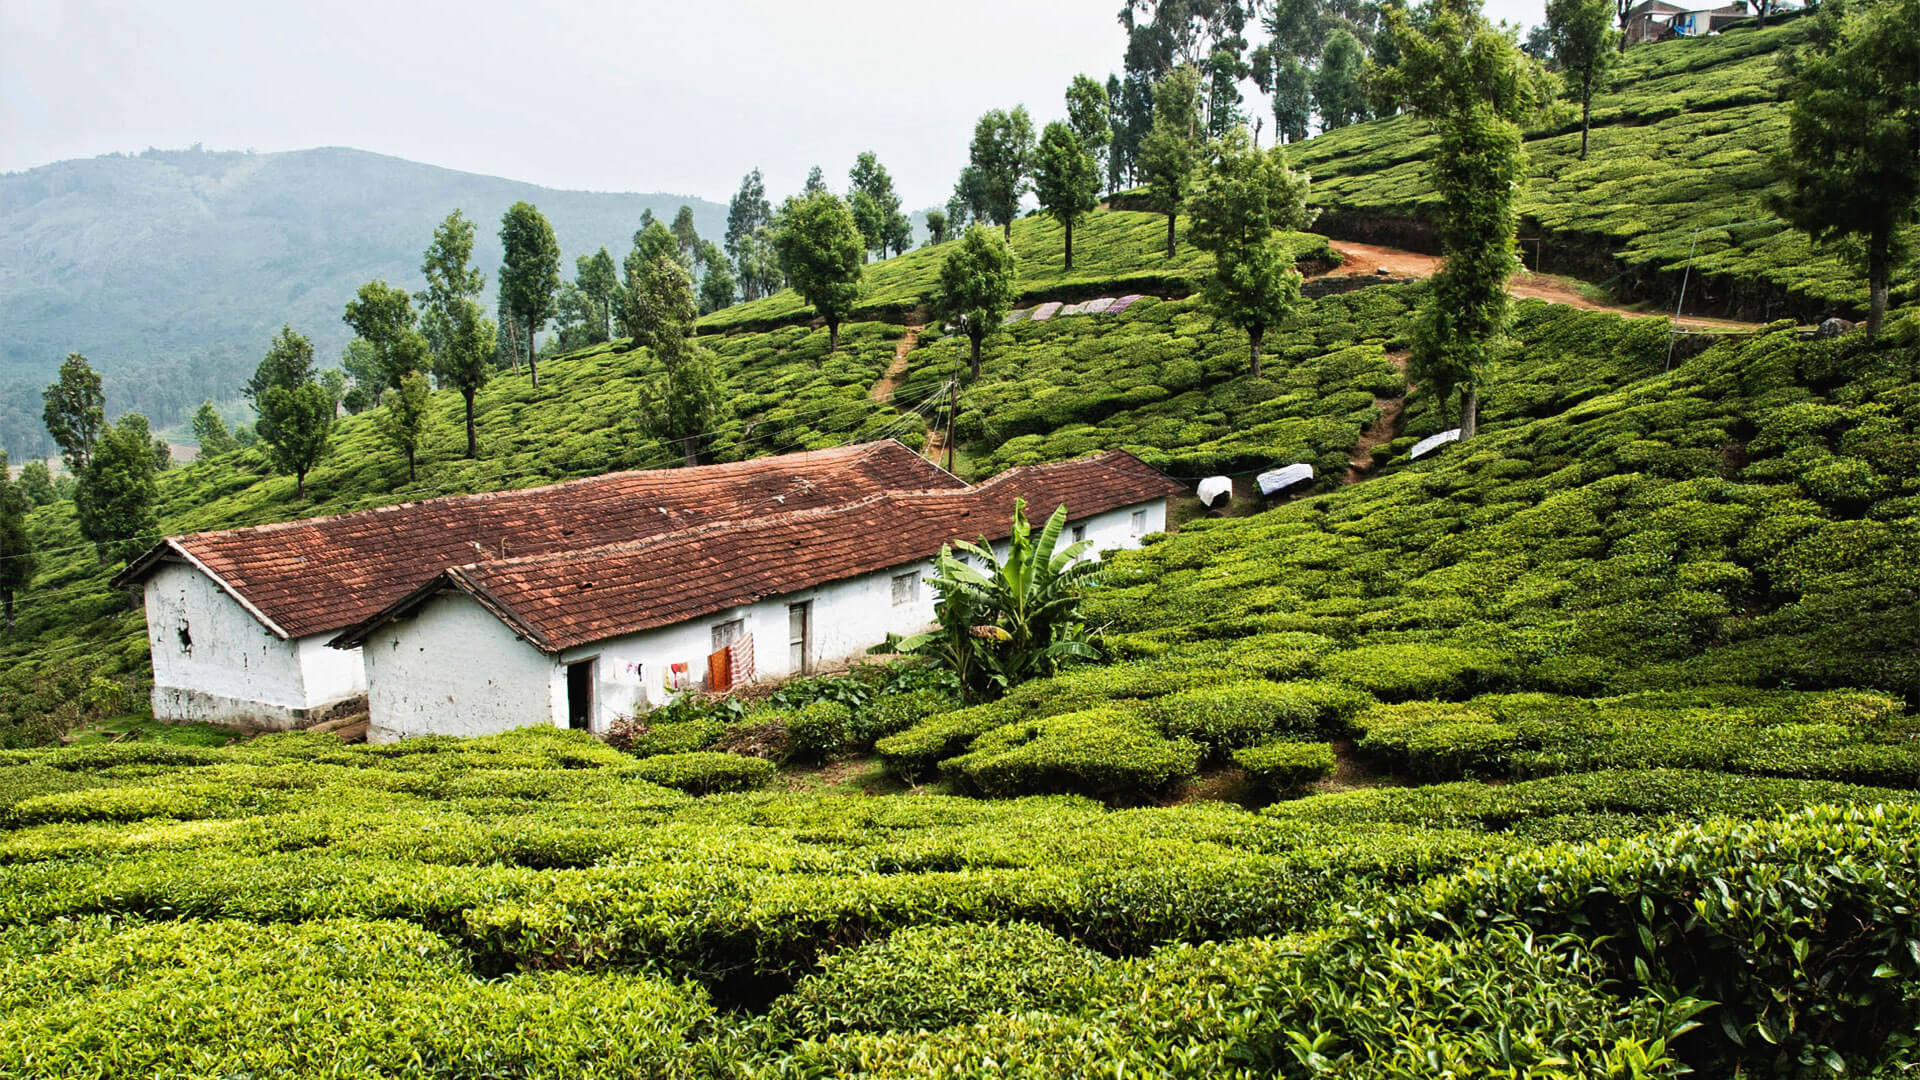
[2,0,1547,211]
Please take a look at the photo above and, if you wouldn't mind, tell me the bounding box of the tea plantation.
[1284,16,1920,320]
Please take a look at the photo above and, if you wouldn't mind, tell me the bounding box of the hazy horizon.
[3,0,1549,211]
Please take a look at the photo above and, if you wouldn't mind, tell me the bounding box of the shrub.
[608,718,724,757]
[1233,740,1338,792]
[874,700,1023,780]
[626,752,776,795]
[942,709,1202,801]
[787,701,853,761]
[849,689,956,749]
[711,717,792,761]
[767,922,1107,1037]
[1320,644,1511,701]
[1355,702,1521,779]
[1144,680,1371,756]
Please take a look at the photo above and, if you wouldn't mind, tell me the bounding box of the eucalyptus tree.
[932,224,1018,379]
[1034,122,1101,270]
[1139,66,1205,255]
[1377,0,1546,440]
[498,201,562,387]
[1066,74,1114,179]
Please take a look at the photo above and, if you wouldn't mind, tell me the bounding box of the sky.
[1,0,1547,211]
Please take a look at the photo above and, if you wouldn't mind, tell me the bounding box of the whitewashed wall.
[356,497,1172,740]
[142,562,366,729]
[361,591,559,743]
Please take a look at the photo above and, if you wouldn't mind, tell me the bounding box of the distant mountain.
[0,146,726,456]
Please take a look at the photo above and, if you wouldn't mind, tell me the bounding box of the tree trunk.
[682,436,698,468]
[1249,327,1263,379]
[1065,217,1075,270]
[463,389,478,458]
[1579,93,1592,160]
[527,329,539,388]
[1867,232,1890,338]
[828,319,841,354]
[1460,387,1479,441]
[1166,212,1177,256]
[3,591,13,631]
[1003,220,1012,242]
[296,470,307,500]
[970,332,983,379]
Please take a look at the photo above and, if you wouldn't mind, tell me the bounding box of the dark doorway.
[566,659,595,731]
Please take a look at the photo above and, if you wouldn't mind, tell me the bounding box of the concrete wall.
[362,591,559,743]
[359,496,1171,740]
[144,562,309,727]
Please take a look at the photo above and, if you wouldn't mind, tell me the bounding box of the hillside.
[1282,16,1919,322]
[0,146,724,457]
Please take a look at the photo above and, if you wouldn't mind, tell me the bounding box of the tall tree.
[431,297,495,459]
[1769,0,1919,338]
[1547,0,1618,160]
[933,225,1019,379]
[1140,65,1205,256]
[772,190,865,353]
[1313,28,1371,131]
[1033,122,1102,270]
[633,255,729,466]
[1379,0,1545,440]
[575,248,622,342]
[341,280,421,391]
[16,461,57,507]
[380,370,434,482]
[632,219,682,268]
[249,327,333,498]
[725,169,773,264]
[803,166,829,195]
[670,206,701,264]
[41,353,105,475]
[699,258,738,315]
[0,452,32,631]
[191,401,236,456]
[968,107,1037,240]
[925,208,950,246]
[1066,74,1115,182]
[850,152,906,261]
[74,413,159,565]
[498,202,562,387]
[1188,128,1317,376]
[1271,55,1312,143]
[1205,46,1249,138]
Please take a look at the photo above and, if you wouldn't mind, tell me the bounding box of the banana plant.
[896,498,1103,701]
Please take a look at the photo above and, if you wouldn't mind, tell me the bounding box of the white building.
[116,442,1181,741]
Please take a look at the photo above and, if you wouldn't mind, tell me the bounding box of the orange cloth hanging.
[706,647,733,694]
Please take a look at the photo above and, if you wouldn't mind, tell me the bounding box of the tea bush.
[1143,680,1371,757]
[941,709,1203,802]
[766,922,1107,1038]
[786,702,853,761]
[628,752,776,795]
[1232,740,1338,793]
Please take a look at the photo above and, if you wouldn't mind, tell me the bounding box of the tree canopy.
[772,190,865,354]
[1140,66,1205,256]
[1033,122,1102,270]
[933,224,1019,379]
[968,107,1037,239]
[40,354,105,476]
[498,202,562,387]
[1188,129,1317,375]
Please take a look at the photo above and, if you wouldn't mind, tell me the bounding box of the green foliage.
[627,751,776,795]
[786,701,853,761]
[897,500,1101,701]
[942,708,1203,800]
[968,107,1036,236]
[499,201,563,381]
[933,224,1019,375]
[1140,66,1204,255]
[772,190,865,351]
[1145,680,1370,757]
[1188,127,1317,374]
[379,370,435,482]
[1313,28,1371,131]
[1032,122,1100,271]
[1768,0,1920,336]
[769,922,1106,1037]
[189,401,235,457]
[0,454,30,630]
[73,414,159,565]
[40,353,105,475]
[341,279,422,391]
[1233,738,1337,791]
[1546,0,1619,159]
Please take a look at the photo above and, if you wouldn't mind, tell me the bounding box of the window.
[891,572,919,606]
[1070,525,1086,544]
[1130,510,1147,536]
[711,618,745,652]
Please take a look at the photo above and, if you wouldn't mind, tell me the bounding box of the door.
[566,659,595,731]
[788,601,811,675]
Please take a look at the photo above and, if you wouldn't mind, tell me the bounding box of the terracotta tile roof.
[333,450,1184,653]
[116,441,964,639]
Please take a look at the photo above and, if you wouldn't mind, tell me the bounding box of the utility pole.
[945,374,959,474]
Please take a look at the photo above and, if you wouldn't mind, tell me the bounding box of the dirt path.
[869,325,923,402]
[1346,352,1413,485]
[1322,240,1766,332]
